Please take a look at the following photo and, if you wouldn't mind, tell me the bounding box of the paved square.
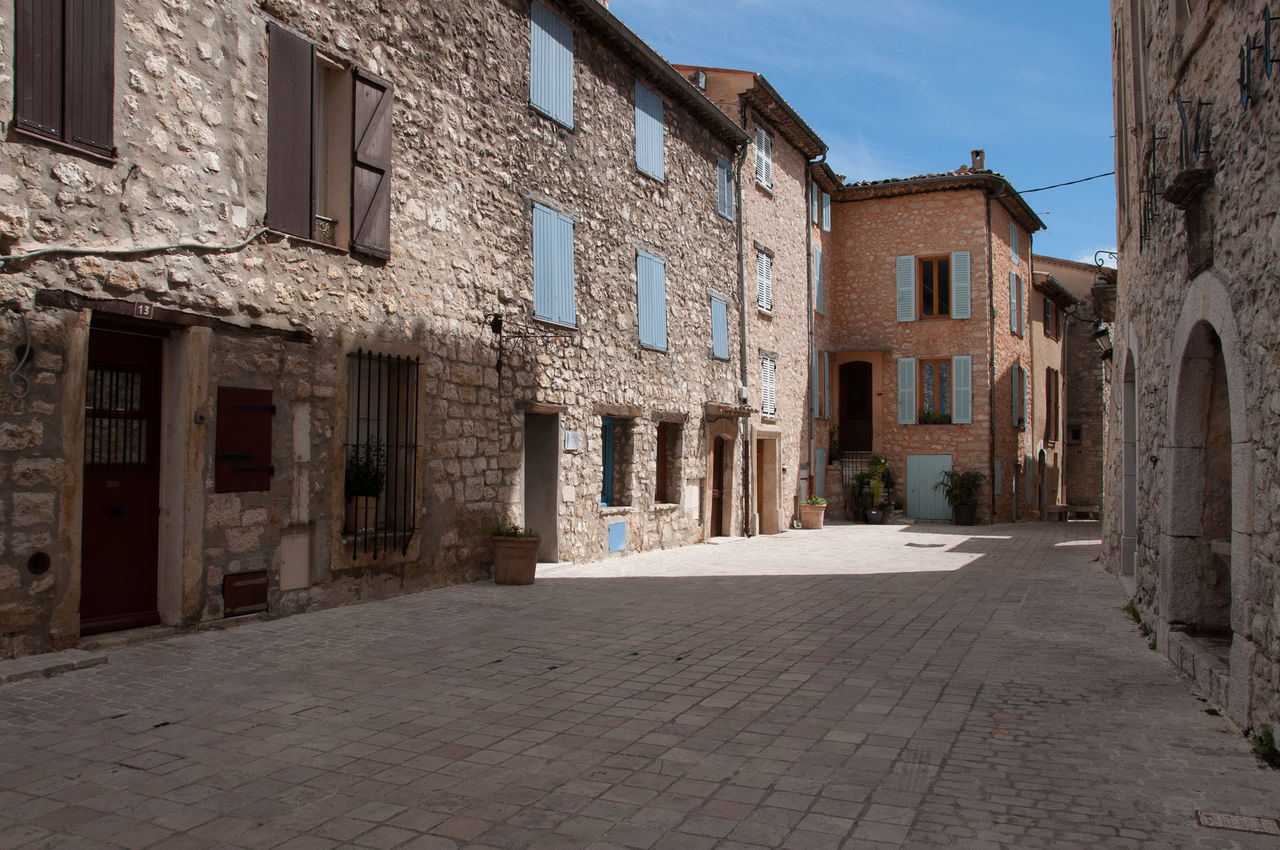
[2,520,1278,848]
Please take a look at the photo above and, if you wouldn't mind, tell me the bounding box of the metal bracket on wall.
[484,312,577,391]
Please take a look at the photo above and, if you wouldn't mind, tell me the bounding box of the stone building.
[1106,0,1280,727]
[0,0,751,656]
[817,153,1045,523]
[672,66,826,534]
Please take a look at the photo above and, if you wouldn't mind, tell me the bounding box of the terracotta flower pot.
[492,535,540,585]
[799,504,826,529]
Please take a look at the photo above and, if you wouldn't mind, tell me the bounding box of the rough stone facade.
[0,0,749,656]
[1107,0,1280,727]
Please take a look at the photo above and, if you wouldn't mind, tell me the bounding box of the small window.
[754,125,773,188]
[919,359,952,422]
[920,257,951,318]
[634,82,664,181]
[533,203,576,326]
[761,356,777,418]
[1068,423,1083,445]
[710,296,730,360]
[530,1,573,127]
[756,250,773,312]
[655,422,681,504]
[215,387,275,493]
[601,417,634,507]
[716,158,735,221]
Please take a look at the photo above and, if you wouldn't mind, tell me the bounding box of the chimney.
[971,149,986,171]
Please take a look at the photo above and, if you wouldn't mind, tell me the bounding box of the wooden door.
[906,454,952,520]
[840,361,873,451]
[80,329,163,635]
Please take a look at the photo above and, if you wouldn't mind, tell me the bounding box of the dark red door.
[80,329,163,635]
[710,437,725,536]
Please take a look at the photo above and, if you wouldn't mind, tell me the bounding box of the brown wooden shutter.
[351,68,393,260]
[64,0,115,156]
[215,387,275,493]
[14,0,65,140]
[266,23,314,239]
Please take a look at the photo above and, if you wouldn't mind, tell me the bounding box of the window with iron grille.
[345,350,420,557]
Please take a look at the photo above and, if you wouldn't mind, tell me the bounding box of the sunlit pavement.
[3,520,1279,849]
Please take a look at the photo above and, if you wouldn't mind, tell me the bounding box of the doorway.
[1122,355,1138,575]
[710,436,726,536]
[839,361,873,451]
[81,328,164,635]
[755,436,779,534]
[523,413,560,562]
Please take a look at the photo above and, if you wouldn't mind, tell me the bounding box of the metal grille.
[841,451,873,487]
[346,350,420,558]
[84,369,148,465]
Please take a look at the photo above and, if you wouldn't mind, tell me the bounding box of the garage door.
[907,454,952,520]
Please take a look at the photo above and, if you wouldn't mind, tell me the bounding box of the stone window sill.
[600,505,633,517]
[652,502,679,513]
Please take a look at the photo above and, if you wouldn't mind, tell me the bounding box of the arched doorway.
[1121,353,1137,576]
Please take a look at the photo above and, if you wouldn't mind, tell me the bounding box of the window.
[710,296,729,360]
[345,350,420,556]
[811,183,819,223]
[919,359,951,420]
[897,355,972,425]
[1010,222,1019,263]
[761,356,777,418]
[896,252,970,321]
[533,203,576,326]
[600,417,634,507]
[655,422,681,504]
[1043,297,1061,340]
[636,250,667,350]
[754,125,773,188]
[814,248,824,314]
[267,24,392,258]
[1009,272,1024,336]
[756,249,773,312]
[716,158,735,220]
[530,0,573,127]
[634,82,664,180]
[1044,368,1060,443]
[821,192,831,231]
[14,0,115,159]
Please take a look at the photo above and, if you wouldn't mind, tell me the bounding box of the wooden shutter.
[533,204,575,326]
[267,23,314,239]
[811,346,819,418]
[951,251,971,319]
[1017,275,1024,336]
[823,352,831,418]
[215,387,274,493]
[811,183,819,223]
[1009,271,1018,334]
[762,357,776,417]
[15,0,65,140]
[351,68,393,259]
[530,0,573,127]
[1011,222,1019,262]
[634,82,664,180]
[716,158,734,220]
[754,126,772,187]
[710,296,729,360]
[821,192,831,231]
[898,357,916,424]
[952,356,972,424]
[814,247,824,314]
[896,255,916,322]
[756,251,772,311]
[64,0,115,156]
[636,250,667,350]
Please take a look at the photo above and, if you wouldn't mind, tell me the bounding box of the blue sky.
[612,0,1118,266]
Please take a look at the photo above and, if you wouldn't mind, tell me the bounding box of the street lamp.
[1092,321,1113,361]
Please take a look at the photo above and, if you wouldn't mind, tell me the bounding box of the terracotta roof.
[836,168,1046,234]
[739,75,826,159]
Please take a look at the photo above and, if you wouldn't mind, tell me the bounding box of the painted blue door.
[906,454,952,520]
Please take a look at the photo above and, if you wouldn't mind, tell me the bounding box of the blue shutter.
[993,458,1002,494]
[823,352,830,418]
[1017,274,1024,336]
[533,203,575,326]
[634,82,664,180]
[952,355,972,424]
[710,296,729,360]
[1011,222,1019,262]
[1009,271,1018,334]
[530,1,573,127]
[951,251,971,319]
[716,158,734,220]
[811,346,819,418]
[897,255,916,322]
[636,250,667,350]
[814,247,824,314]
[898,357,916,424]
[821,192,831,231]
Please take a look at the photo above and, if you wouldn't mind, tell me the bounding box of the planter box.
[953,504,977,526]
[799,504,826,529]
[492,536,540,584]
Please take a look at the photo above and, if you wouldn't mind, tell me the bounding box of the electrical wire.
[1018,171,1116,194]
[0,227,272,270]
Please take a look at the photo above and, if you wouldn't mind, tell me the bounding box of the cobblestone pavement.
[3,520,1279,849]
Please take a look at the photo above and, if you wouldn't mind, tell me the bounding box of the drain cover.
[905,542,945,548]
[1196,811,1280,835]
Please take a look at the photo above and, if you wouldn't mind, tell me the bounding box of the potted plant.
[800,495,827,529]
[866,476,885,524]
[934,469,986,526]
[344,439,386,533]
[489,523,541,584]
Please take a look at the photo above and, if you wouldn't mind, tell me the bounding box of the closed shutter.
[64,0,115,156]
[952,355,972,424]
[351,68,393,259]
[267,23,314,239]
[823,352,831,418]
[754,126,772,187]
[1022,364,1028,425]
[15,0,65,140]
[215,387,274,493]
[710,296,729,360]
[1017,274,1024,336]
[756,251,772,311]
[530,1,573,127]
[761,357,776,417]
[1025,454,1034,503]
[811,346,819,418]
[634,82,664,180]
[951,251,971,319]
[811,183,819,223]
[533,204,576,326]
[716,158,734,220]
[814,247,824,314]
[896,255,916,322]
[898,357,916,424]
[1009,271,1018,334]
[821,192,831,231]
[636,250,667,350]
[993,458,1002,494]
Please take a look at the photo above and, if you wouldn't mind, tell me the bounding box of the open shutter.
[951,251,971,319]
[896,255,916,322]
[215,387,275,493]
[530,1,573,127]
[634,82,664,180]
[898,357,916,424]
[636,250,667,350]
[823,352,831,418]
[814,248,824,314]
[1017,274,1024,336]
[1009,271,1018,334]
[267,23,314,239]
[811,346,819,418]
[1011,222,1019,262]
[716,158,734,220]
[952,356,972,424]
[351,68,393,259]
[64,0,115,157]
[15,0,65,140]
[710,296,729,360]
[821,192,831,231]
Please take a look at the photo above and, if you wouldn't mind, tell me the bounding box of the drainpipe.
[805,153,826,499]
[736,106,752,537]
[986,193,997,522]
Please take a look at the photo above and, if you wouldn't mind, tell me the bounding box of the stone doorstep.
[1166,630,1234,724]
[0,649,108,686]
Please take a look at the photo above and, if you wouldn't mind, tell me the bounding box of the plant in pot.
[800,495,827,529]
[344,439,386,533]
[934,469,986,526]
[489,522,541,585]
[866,475,885,524]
